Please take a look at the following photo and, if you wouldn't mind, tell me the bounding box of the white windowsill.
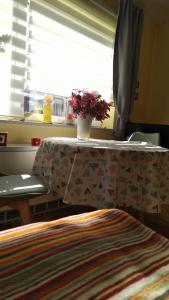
[0,118,113,130]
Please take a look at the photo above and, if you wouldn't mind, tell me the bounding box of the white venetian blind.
[27,0,116,99]
[0,0,29,116]
[0,0,116,117]
[0,0,12,116]
[10,0,29,116]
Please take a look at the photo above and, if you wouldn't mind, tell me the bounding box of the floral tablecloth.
[32,138,169,213]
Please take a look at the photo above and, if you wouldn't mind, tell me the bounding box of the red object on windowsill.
[31,138,41,146]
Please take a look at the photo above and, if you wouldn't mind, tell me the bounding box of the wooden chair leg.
[13,200,31,225]
[0,200,31,225]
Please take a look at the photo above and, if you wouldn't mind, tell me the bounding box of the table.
[32,137,169,213]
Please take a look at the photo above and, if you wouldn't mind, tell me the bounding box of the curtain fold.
[113,0,143,139]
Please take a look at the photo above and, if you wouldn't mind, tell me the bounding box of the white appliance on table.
[0,144,38,175]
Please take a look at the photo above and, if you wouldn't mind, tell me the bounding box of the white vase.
[77,115,92,141]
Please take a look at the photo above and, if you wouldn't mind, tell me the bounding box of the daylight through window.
[0,0,116,126]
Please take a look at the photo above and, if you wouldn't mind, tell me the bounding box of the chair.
[0,174,50,225]
[128,131,160,146]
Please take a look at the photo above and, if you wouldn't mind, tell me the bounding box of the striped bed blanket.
[0,209,169,300]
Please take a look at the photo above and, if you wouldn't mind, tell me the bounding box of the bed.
[0,209,169,300]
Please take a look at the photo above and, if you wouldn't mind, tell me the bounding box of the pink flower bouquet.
[69,90,111,121]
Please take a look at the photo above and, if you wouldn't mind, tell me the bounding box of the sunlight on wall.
[0,122,113,145]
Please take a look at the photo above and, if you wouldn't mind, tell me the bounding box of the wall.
[0,121,114,145]
[146,22,169,124]
[130,16,155,122]
[131,16,169,125]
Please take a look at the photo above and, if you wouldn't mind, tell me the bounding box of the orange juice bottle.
[43,94,53,123]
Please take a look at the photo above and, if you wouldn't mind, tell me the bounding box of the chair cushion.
[0,174,49,198]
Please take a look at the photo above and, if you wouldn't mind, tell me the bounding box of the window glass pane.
[24,90,66,117]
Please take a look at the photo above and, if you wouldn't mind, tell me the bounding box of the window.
[0,0,116,126]
[0,0,13,115]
